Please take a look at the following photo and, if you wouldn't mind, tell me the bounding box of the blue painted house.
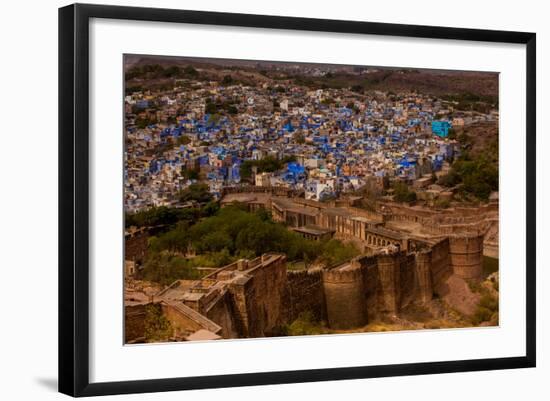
[431,120,452,137]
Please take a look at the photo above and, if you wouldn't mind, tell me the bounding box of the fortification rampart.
[430,238,453,290]
[415,250,434,304]
[204,291,238,339]
[322,267,367,329]
[285,269,326,322]
[291,198,384,223]
[376,253,402,316]
[399,253,418,307]
[448,234,484,279]
[221,185,300,197]
[227,254,287,338]
[124,304,146,343]
[383,201,498,238]
[126,205,490,340]
[316,237,472,330]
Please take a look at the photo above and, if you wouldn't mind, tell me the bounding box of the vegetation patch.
[144,304,172,342]
[134,205,359,286]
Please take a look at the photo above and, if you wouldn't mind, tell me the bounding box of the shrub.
[434,198,451,209]
[483,256,499,277]
[472,306,493,325]
[439,154,498,200]
[286,312,325,336]
[139,252,203,285]
[144,304,172,342]
[393,182,417,203]
[125,206,193,228]
[479,294,499,312]
[471,294,498,325]
[178,183,213,204]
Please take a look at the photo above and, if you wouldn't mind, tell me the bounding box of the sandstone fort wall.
[448,234,484,279]
[228,255,287,338]
[124,304,146,343]
[322,268,367,329]
[285,269,326,323]
[205,291,238,339]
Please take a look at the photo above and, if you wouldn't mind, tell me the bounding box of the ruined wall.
[448,235,484,279]
[285,269,326,322]
[323,268,367,329]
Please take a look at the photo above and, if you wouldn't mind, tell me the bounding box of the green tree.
[146,206,362,274]
[178,183,212,204]
[285,311,325,336]
[181,167,200,180]
[176,135,191,146]
[240,156,296,181]
[294,131,306,144]
[199,231,234,253]
[183,65,198,77]
[148,222,190,254]
[205,99,217,114]
[201,201,220,217]
[139,252,202,285]
[318,239,360,267]
[222,75,234,85]
[235,221,275,255]
[125,206,184,228]
[393,182,417,203]
[162,65,181,78]
[438,154,498,200]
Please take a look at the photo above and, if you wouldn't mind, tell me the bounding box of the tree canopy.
[438,153,498,200]
[139,206,360,286]
[178,183,213,204]
[393,181,417,203]
[240,155,296,181]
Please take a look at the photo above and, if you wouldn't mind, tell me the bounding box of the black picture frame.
[59,3,536,397]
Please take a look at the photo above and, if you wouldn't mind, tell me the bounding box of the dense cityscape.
[124,58,498,211]
[124,56,500,343]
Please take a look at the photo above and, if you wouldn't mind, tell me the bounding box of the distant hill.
[124,54,498,99]
[353,69,498,98]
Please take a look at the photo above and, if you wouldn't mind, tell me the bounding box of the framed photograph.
[59,3,536,397]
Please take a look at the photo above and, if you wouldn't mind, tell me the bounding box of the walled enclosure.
[126,190,489,340]
[126,229,485,341]
[319,235,475,330]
